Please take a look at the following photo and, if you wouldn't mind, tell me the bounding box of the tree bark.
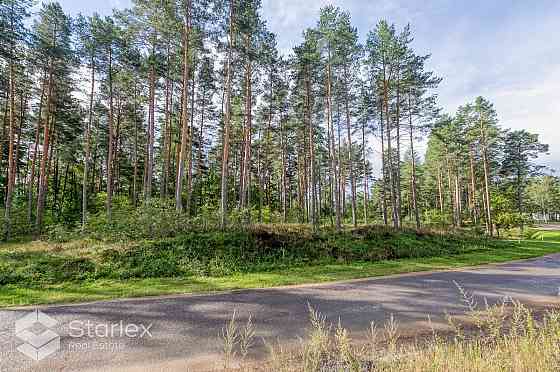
[480,115,493,235]
[305,65,316,228]
[279,114,287,223]
[4,61,16,240]
[219,0,235,228]
[437,165,444,213]
[186,54,197,215]
[343,67,357,227]
[132,84,139,207]
[378,92,388,226]
[145,51,156,201]
[383,78,398,228]
[326,48,340,230]
[82,55,95,230]
[407,94,420,229]
[394,70,402,227]
[468,146,478,224]
[361,111,368,225]
[35,26,56,236]
[161,47,172,199]
[106,45,115,223]
[240,34,252,223]
[195,81,206,208]
[444,147,456,227]
[176,0,192,212]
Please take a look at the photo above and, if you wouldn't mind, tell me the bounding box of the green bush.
[46,224,80,243]
[0,251,96,284]
[0,225,499,285]
[83,198,193,241]
[423,209,452,227]
[90,226,495,280]
[495,212,526,231]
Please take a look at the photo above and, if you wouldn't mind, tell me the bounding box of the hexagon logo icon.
[15,309,60,361]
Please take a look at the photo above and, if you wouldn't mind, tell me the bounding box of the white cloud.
[259,0,559,173]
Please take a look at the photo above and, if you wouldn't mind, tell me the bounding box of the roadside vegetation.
[228,300,560,372]
[1,226,559,307]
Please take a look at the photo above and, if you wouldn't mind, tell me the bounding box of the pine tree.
[219,0,235,228]
[76,13,103,230]
[0,0,31,239]
[33,2,75,235]
[500,130,548,228]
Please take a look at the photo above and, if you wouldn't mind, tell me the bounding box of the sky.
[42,0,559,171]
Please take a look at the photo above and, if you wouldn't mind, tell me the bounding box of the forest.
[0,0,555,241]
[2,2,560,370]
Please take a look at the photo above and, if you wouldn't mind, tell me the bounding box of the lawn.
[1,228,559,308]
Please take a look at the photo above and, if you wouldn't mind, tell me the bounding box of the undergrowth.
[0,225,499,285]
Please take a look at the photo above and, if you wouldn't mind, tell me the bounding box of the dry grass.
[221,300,560,372]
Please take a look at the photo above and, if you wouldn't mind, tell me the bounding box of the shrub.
[0,251,96,285]
[2,225,501,285]
[46,224,79,243]
[423,209,452,228]
[83,198,193,241]
[495,212,527,232]
[91,226,496,280]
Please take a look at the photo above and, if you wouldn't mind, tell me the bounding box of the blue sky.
[43,0,559,171]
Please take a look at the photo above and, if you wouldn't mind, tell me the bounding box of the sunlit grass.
[1,231,559,308]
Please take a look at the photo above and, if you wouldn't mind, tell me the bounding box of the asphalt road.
[1,254,559,372]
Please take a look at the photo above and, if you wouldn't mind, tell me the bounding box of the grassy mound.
[0,225,498,286]
[1,227,559,307]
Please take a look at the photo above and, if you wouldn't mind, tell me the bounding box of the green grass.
[1,228,560,308]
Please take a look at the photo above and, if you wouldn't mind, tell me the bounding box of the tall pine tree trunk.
[482,147,493,235]
[176,0,192,212]
[240,35,252,223]
[82,56,95,230]
[195,84,206,208]
[480,116,493,235]
[343,68,356,226]
[437,165,444,213]
[220,0,235,228]
[407,95,420,229]
[132,84,139,207]
[4,61,16,240]
[383,79,398,229]
[454,164,462,227]
[378,93,388,226]
[186,55,197,215]
[145,53,156,200]
[35,46,55,236]
[161,48,172,199]
[361,114,368,225]
[394,72,402,227]
[306,66,317,228]
[468,146,478,224]
[106,46,115,223]
[280,115,287,223]
[326,49,340,230]
[0,91,8,179]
